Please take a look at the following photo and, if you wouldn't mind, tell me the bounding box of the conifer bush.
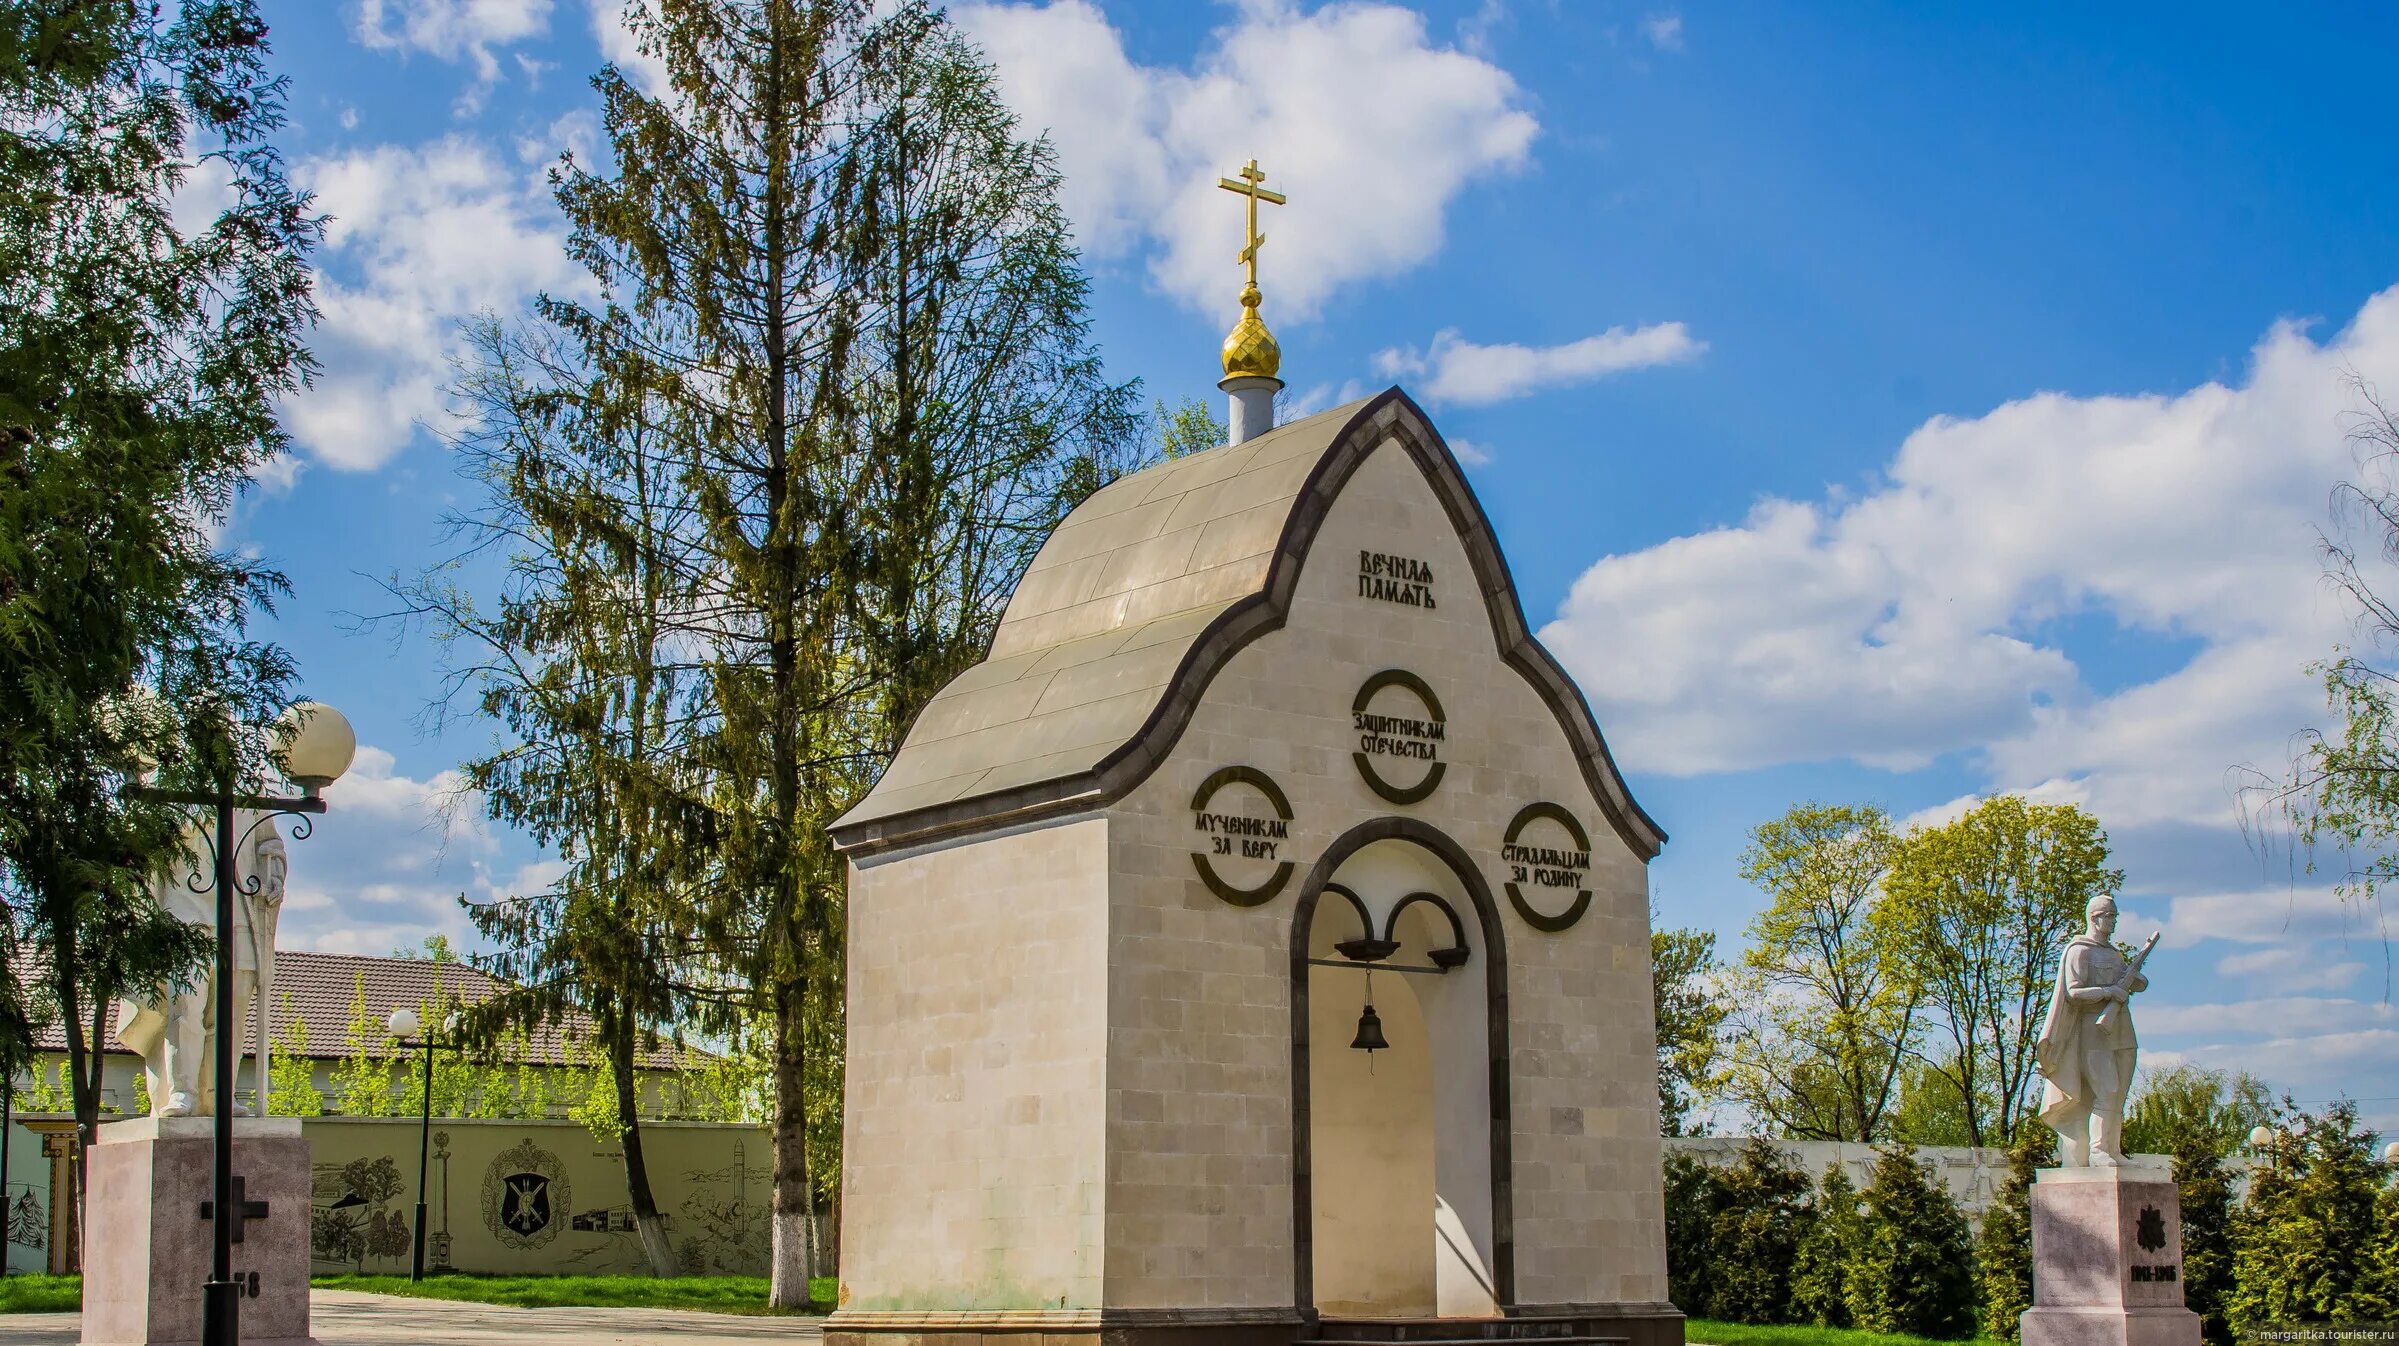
[1789,1162,1860,1328]
[1976,1124,2054,1340]
[1843,1145,1977,1339]
[1702,1138,1816,1323]
[2228,1101,2389,1329]
[2174,1133,2238,1344]
[1662,1151,1730,1315]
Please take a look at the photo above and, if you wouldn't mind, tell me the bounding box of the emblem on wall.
[482,1138,570,1250]
[1501,801,1594,932]
[1351,669,1447,805]
[1190,765,1295,906]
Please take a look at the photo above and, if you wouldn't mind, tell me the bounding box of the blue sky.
[236,1,2399,1124]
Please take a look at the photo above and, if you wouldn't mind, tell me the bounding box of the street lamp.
[125,700,354,1346]
[384,1007,457,1282]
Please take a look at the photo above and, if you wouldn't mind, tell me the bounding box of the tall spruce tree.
[0,0,316,1160]
[554,1,1133,1301]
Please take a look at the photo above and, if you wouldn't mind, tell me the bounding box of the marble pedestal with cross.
[2021,1167,2203,1346]
[80,1116,313,1346]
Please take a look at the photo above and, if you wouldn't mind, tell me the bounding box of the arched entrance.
[1291,818,1512,1320]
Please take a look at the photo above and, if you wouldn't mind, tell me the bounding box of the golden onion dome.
[1221,282,1281,380]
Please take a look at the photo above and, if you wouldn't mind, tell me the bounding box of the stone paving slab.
[0,1289,828,1345]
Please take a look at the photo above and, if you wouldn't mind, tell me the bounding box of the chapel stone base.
[2020,1167,2201,1346]
[828,1304,1683,1346]
[80,1116,314,1346]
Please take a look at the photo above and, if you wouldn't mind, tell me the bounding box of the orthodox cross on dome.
[1217,158,1287,386]
[1218,158,1286,291]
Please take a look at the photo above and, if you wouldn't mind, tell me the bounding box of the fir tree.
[1844,1144,1977,1339]
[2228,1101,2388,1328]
[1703,1138,1813,1323]
[1977,1122,2056,1340]
[1790,1162,1860,1328]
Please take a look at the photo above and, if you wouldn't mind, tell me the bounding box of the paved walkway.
[0,1289,829,1345]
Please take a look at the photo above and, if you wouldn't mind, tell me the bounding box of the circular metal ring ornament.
[1501,801,1593,932]
[1350,669,1447,806]
[1190,765,1296,907]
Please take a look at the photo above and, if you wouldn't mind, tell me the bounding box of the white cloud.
[352,0,555,113]
[2162,886,2391,951]
[1374,322,1705,405]
[1447,436,1494,467]
[587,0,669,97]
[1641,14,1684,52]
[953,0,1538,319]
[2215,944,2367,995]
[1544,289,2399,804]
[287,136,584,470]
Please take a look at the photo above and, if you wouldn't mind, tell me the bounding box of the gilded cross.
[1217,159,1287,289]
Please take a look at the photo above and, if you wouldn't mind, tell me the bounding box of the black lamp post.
[123,701,355,1346]
[383,1007,454,1282]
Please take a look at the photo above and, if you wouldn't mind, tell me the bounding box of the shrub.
[1703,1138,1815,1323]
[2228,1100,2389,1329]
[1977,1124,2054,1340]
[1790,1162,1860,1328]
[1663,1150,1730,1314]
[1844,1144,1977,1339]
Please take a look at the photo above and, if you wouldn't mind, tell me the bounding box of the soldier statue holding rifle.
[2033,893,2158,1167]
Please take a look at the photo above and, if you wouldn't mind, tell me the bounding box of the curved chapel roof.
[829,388,1665,860]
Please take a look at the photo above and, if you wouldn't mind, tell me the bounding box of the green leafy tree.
[1153,397,1226,460]
[2123,1064,2273,1158]
[1725,804,1917,1141]
[1844,1145,1977,1338]
[1790,1162,1860,1328]
[1878,794,2122,1147]
[266,989,323,1116]
[327,974,403,1117]
[1977,1122,2057,1340]
[2229,1100,2389,1329]
[1652,916,1726,1135]
[1702,1138,1813,1323]
[2274,377,2399,906]
[0,0,317,1161]
[1886,1057,1991,1148]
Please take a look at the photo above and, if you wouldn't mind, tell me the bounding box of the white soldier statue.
[113,810,287,1117]
[2032,894,2159,1167]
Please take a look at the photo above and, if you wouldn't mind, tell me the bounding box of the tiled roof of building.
[31,949,690,1072]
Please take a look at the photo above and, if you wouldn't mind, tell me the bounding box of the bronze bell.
[1350,1002,1388,1054]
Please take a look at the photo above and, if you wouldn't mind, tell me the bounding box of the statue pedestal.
[2021,1167,2202,1346]
[80,1117,313,1346]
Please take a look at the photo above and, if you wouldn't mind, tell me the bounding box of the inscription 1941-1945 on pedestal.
[1357,550,1436,608]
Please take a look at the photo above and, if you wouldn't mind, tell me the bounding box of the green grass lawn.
[310,1273,840,1315]
[0,1275,81,1313]
[1685,1321,1995,1346]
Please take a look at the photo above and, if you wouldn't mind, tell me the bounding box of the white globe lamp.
[277,701,357,793]
[385,1007,422,1040]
